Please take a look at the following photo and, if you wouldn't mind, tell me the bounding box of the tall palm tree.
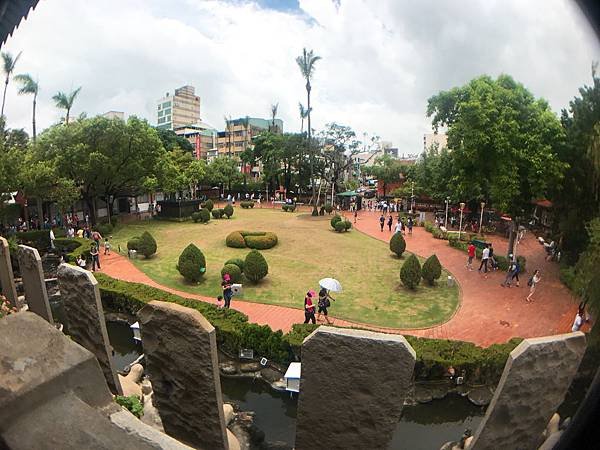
[1,51,22,118]
[224,115,232,157]
[52,86,82,124]
[270,102,279,132]
[298,102,310,134]
[296,48,321,204]
[13,74,38,141]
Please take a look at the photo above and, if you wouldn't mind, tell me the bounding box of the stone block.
[16,245,53,323]
[138,301,229,450]
[57,263,122,395]
[295,326,416,450]
[0,236,19,308]
[469,332,586,450]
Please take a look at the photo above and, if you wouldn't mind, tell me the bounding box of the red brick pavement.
[97,207,581,347]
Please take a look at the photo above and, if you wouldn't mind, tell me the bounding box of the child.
[216,295,224,309]
[104,237,111,255]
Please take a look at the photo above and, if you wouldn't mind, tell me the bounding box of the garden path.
[98,207,582,347]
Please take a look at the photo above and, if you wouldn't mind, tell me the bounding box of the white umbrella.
[319,278,343,293]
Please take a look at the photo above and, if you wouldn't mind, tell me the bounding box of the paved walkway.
[97,209,581,347]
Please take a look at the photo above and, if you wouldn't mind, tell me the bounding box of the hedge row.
[240,201,255,209]
[225,231,278,250]
[282,204,296,212]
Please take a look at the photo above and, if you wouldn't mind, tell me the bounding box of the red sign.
[195,135,201,159]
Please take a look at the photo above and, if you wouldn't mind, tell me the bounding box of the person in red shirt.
[466,243,476,271]
[303,291,316,324]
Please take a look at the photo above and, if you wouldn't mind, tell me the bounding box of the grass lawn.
[108,207,459,328]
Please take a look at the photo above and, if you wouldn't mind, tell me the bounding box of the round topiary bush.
[241,201,255,209]
[244,249,268,283]
[334,221,346,232]
[225,258,245,272]
[400,254,422,289]
[311,206,319,216]
[212,209,222,219]
[137,231,157,258]
[226,231,246,248]
[177,244,206,282]
[127,237,140,251]
[223,204,234,218]
[324,203,333,214]
[204,199,214,211]
[422,254,442,285]
[390,232,407,257]
[198,209,210,223]
[221,263,242,283]
[330,215,342,229]
[244,232,278,250]
[191,211,201,223]
[343,220,352,231]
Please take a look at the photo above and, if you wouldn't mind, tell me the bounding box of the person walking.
[354,209,358,224]
[394,218,403,234]
[303,291,316,324]
[501,254,518,287]
[478,244,490,275]
[526,269,541,302]
[387,215,393,232]
[488,245,498,271]
[49,227,56,250]
[92,229,102,248]
[90,243,101,272]
[571,303,589,332]
[510,258,521,287]
[466,242,476,271]
[221,274,233,308]
[103,237,111,255]
[407,216,413,235]
[379,214,385,232]
[317,287,335,324]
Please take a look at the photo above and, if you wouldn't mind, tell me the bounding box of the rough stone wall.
[16,244,53,323]
[295,326,416,450]
[469,332,586,450]
[138,301,229,450]
[57,263,122,395]
[0,236,19,308]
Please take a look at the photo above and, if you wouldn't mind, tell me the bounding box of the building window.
[167,115,171,121]
[162,101,171,109]
[158,110,164,117]
[164,108,171,115]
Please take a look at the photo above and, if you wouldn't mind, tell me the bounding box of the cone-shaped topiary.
[244,249,268,283]
[198,209,210,223]
[330,215,342,229]
[223,204,234,218]
[311,206,319,216]
[221,263,242,283]
[390,232,406,258]
[137,231,157,258]
[422,254,442,285]
[177,244,206,282]
[127,237,140,251]
[225,258,245,272]
[400,254,421,289]
[204,199,214,211]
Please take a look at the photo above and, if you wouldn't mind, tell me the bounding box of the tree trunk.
[36,197,43,223]
[306,81,315,205]
[106,196,111,224]
[507,219,518,257]
[1,77,8,119]
[32,94,37,142]
[65,108,70,125]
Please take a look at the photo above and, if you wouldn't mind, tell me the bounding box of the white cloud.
[1,0,598,153]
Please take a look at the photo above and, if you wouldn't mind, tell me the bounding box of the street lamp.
[410,181,415,214]
[458,202,465,241]
[479,201,486,235]
[444,197,450,229]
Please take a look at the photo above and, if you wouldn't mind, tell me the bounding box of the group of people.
[379,214,413,235]
[303,288,336,324]
[364,200,408,214]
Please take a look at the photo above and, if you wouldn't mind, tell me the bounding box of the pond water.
[105,320,485,449]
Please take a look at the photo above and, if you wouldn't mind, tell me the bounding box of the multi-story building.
[423,132,448,152]
[174,122,218,161]
[217,117,283,157]
[156,85,201,130]
[102,111,125,120]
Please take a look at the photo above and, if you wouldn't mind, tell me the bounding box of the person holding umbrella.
[317,287,336,324]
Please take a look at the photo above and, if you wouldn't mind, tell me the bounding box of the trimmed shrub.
[330,215,342,229]
[390,232,406,257]
[244,249,268,283]
[282,204,296,212]
[401,254,422,289]
[127,237,140,251]
[422,254,442,285]
[223,204,234,218]
[212,209,222,219]
[191,211,201,223]
[311,206,319,216]
[334,221,346,232]
[204,199,214,211]
[198,209,211,223]
[221,263,242,283]
[226,231,246,248]
[343,220,352,231]
[245,232,278,250]
[176,244,206,282]
[137,231,157,258]
[319,206,325,216]
[324,203,333,214]
[225,258,245,272]
[240,201,255,209]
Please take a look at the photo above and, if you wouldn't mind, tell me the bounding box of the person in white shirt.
[572,303,588,331]
[394,219,403,234]
[478,245,490,273]
[49,228,56,250]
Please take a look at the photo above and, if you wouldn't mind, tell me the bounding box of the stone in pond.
[468,386,494,406]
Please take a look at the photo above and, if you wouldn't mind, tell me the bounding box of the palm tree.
[298,102,311,134]
[52,86,82,124]
[296,48,321,204]
[1,51,22,118]
[13,74,38,141]
[270,102,279,132]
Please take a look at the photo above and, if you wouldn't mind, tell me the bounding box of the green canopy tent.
[336,191,361,210]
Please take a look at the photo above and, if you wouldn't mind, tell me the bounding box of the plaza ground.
[107,207,459,329]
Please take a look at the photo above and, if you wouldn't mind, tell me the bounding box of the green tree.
[52,86,82,125]
[245,249,268,283]
[422,254,442,285]
[298,102,310,134]
[363,154,409,197]
[1,51,21,118]
[400,254,422,289]
[296,48,321,204]
[155,127,194,152]
[13,74,39,141]
[389,232,406,258]
[177,244,206,282]
[137,231,157,258]
[206,155,242,193]
[427,74,565,254]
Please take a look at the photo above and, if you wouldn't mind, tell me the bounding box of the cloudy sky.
[2,0,599,154]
